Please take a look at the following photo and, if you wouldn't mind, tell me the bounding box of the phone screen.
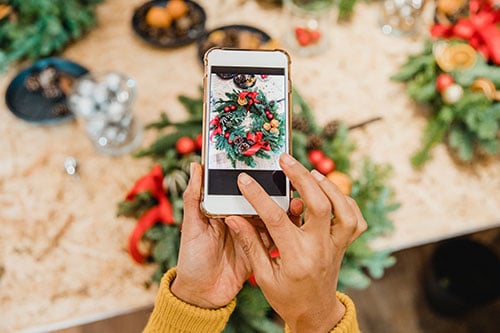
[206,65,288,197]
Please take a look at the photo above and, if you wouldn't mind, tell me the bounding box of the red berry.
[228,140,233,144]
[224,106,230,112]
[295,27,311,46]
[436,73,454,92]
[309,30,321,43]
[195,133,203,150]
[316,157,335,175]
[230,105,236,110]
[267,113,274,120]
[308,149,325,166]
[224,132,230,139]
[176,136,196,155]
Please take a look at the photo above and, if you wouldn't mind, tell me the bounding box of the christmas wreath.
[392,0,500,168]
[210,89,286,168]
[0,0,102,72]
[118,89,398,332]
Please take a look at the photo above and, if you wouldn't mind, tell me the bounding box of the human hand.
[224,153,367,332]
[170,162,250,308]
[171,162,304,309]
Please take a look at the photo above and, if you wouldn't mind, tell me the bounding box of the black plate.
[132,0,206,48]
[197,24,272,63]
[5,57,89,124]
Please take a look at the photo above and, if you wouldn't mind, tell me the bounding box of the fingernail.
[281,153,296,166]
[225,217,240,234]
[311,169,325,181]
[238,173,252,185]
[189,162,195,176]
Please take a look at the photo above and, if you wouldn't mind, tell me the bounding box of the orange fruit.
[326,171,352,195]
[145,6,172,28]
[166,0,188,20]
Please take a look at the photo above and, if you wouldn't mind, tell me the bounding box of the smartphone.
[201,48,291,216]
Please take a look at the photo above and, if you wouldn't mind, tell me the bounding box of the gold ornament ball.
[270,119,279,128]
[263,123,272,131]
[326,171,352,195]
[270,127,280,135]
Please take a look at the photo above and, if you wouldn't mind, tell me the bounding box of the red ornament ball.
[316,157,335,175]
[436,73,454,93]
[230,105,236,111]
[195,133,203,150]
[224,106,230,112]
[224,132,230,139]
[308,149,325,166]
[266,113,274,120]
[228,140,233,144]
[176,136,196,155]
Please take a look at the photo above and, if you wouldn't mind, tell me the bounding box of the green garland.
[210,89,286,168]
[0,0,102,72]
[118,89,398,332]
[392,40,500,168]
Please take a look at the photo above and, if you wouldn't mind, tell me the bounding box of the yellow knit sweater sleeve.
[144,267,359,333]
[143,268,236,333]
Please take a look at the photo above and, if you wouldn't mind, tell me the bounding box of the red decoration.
[238,91,259,110]
[125,164,175,263]
[209,116,222,141]
[243,131,271,156]
[295,27,321,47]
[224,106,230,112]
[430,0,500,64]
[176,136,196,155]
[308,149,325,166]
[195,133,203,150]
[230,105,236,111]
[436,73,455,92]
[316,157,335,175]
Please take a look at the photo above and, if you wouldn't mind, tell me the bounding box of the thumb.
[225,216,273,281]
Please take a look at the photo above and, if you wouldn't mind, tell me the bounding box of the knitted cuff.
[143,268,237,333]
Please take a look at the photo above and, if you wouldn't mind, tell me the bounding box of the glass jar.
[379,0,425,36]
[68,72,142,156]
[283,0,335,56]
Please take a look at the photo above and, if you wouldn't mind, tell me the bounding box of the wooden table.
[1,0,499,331]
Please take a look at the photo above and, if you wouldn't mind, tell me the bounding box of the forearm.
[143,268,236,333]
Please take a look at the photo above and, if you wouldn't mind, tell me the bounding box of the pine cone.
[292,116,310,133]
[306,134,324,150]
[323,120,340,139]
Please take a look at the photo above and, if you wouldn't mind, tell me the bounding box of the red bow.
[243,131,271,156]
[431,0,500,64]
[209,116,222,141]
[125,164,174,263]
[238,91,260,110]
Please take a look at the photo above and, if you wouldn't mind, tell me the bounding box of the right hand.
[224,153,366,333]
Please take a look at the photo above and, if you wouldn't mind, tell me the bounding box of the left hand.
[170,162,250,308]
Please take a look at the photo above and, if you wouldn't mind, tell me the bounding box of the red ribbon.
[209,116,222,141]
[431,0,500,64]
[125,164,174,263]
[238,91,260,110]
[243,131,271,156]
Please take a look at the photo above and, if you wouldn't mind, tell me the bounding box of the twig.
[348,116,383,130]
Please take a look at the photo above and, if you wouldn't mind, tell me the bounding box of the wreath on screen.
[210,89,286,168]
